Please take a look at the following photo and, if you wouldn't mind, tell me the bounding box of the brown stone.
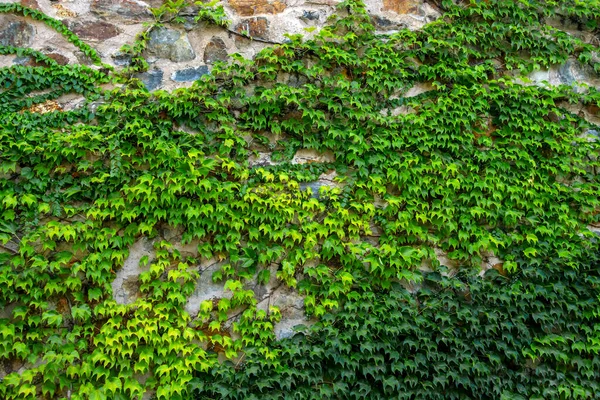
[91,0,153,23]
[24,100,63,114]
[382,0,420,14]
[203,37,229,64]
[46,53,70,65]
[69,21,121,41]
[20,0,40,10]
[228,0,286,17]
[234,17,269,40]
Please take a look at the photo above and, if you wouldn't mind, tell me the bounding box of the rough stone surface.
[46,52,70,65]
[20,0,40,10]
[228,0,286,16]
[52,4,78,18]
[0,19,35,47]
[91,0,154,23]
[300,10,320,22]
[171,65,210,82]
[291,149,335,164]
[558,59,599,89]
[112,239,154,305]
[382,0,421,14]
[204,37,229,64]
[235,17,269,40]
[185,260,232,316]
[147,27,196,62]
[136,68,164,91]
[69,21,122,41]
[112,51,133,66]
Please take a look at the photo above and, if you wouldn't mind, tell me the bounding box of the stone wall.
[1,0,599,342]
[0,0,439,93]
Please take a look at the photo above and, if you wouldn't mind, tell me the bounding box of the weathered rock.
[382,0,421,14]
[235,17,269,40]
[300,10,320,22]
[203,37,229,64]
[558,59,598,88]
[91,0,154,23]
[135,68,164,91]
[287,74,308,87]
[171,66,209,82]
[75,50,94,65]
[147,27,196,62]
[291,149,335,164]
[372,14,406,30]
[0,19,35,47]
[228,0,286,17]
[20,0,40,10]
[299,170,340,199]
[69,21,122,41]
[112,51,133,66]
[299,181,328,198]
[185,260,231,316]
[112,239,154,305]
[52,4,78,18]
[46,53,70,65]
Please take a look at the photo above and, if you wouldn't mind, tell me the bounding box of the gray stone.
[185,260,231,317]
[171,66,209,82]
[558,59,597,88]
[91,0,154,23]
[112,51,132,66]
[300,10,320,22]
[299,181,327,198]
[136,68,163,91]
[147,27,196,62]
[13,56,31,65]
[112,239,153,305]
[288,74,308,88]
[0,20,35,47]
[203,37,229,64]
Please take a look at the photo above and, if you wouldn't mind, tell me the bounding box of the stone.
[558,59,597,89]
[69,21,121,41]
[112,51,133,66]
[299,181,327,198]
[111,239,154,305]
[91,0,154,23]
[372,15,403,30]
[0,19,35,47]
[300,10,320,22]
[228,0,286,17]
[12,56,31,66]
[203,37,229,64]
[135,68,164,91]
[46,53,70,65]
[235,17,269,40]
[287,74,308,87]
[299,170,340,199]
[20,0,40,10]
[52,4,77,18]
[171,66,209,82]
[185,260,231,316]
[291,149,335,164]
[382,0,421,14]
[147,27,196,62]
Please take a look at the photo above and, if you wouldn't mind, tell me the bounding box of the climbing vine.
[1,0,600,399]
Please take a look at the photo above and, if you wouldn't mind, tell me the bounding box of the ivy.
[0,0,600,399]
